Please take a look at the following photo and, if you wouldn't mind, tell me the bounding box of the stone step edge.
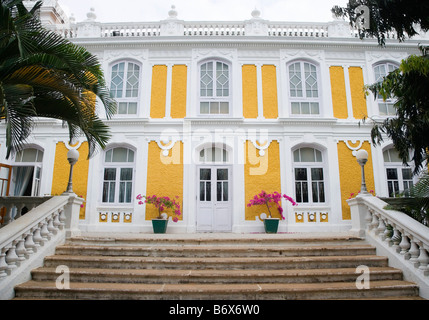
[56,244,376,252]
[43,254,388,264]
[30,266,403,283]
[15,280,419,296]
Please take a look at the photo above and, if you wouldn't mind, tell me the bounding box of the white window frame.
[287,61,322,116]
[293,147,327,205]
[383,147,416,197]
[109,61,141,116]
[102,147,136,205]
[198,60,231,117]
[12,147,44,197]
[373,62,399,117]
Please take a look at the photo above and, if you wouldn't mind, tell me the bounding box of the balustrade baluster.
[399,232,411,257]
[32,226,44,247]
[417,243,429,274]
[377,217,386,239]
[408,238,420,267]
[40,221,50,241]
[5,241,20,270]
[15,236,27,261]
[0,248,9,278]
[24,231,36,254]
[48,217,57,235]
[392,227,401,252]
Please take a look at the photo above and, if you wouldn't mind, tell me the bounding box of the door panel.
[197,166,231,232]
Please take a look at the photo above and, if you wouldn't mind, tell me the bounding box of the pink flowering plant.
[247,190,298,220]
[136,194,182,222]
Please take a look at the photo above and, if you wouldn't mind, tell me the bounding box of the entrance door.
[197,166,232,232]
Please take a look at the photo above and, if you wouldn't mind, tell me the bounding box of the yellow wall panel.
[150,65,167,119]
[262,65,278,119]
[51,142,89,219]
[242,64,258,119]
[329,66,348,119]
[337,141,375,220]
[244,140,281,220]
[349,67,368,119]
[171,65,187,119]
[145,141,183,220]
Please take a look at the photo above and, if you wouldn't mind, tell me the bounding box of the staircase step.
[13,234,423,300]
[31,266,403,284]
[54,244,376,257]
[43,254,389,270]
[14,280,419,300]
[67,233,364,246]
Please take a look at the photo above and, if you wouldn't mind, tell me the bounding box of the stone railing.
[0,196,52,227]
[0,195,83,299]
[348,194,429,299]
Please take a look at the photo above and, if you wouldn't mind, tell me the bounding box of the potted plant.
[247,191,297,233]
[136,194,181,233]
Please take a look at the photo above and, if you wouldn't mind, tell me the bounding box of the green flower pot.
[264,218,279,234]
[152,219,168,234]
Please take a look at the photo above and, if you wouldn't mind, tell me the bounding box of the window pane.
[118,102,128,114]
[206,182,211,201]
[311,103,320,114]
[210,102,219,114]
[200,169,211,181]
[402,168,412,180]
[219,102,229,114]
[300,148,315,162]
[217,169,228,180]
[120,168,133,180]
[386,168,398,180]
[22,149,37,162]
[291,102,300,114]
[200,182,205,201]
[128,103,137,114]
[301,102,310,114]
[295,168,307,181]
[311,168,324,181]
[112,148,128,162]
[217,182,222,201]
[223,182,228,201]
[200,102,209,114]
[104,168,116,180]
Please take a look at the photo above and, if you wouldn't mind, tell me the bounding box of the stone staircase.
[13,233,423,300]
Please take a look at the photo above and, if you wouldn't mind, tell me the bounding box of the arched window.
[110,61,141,115]
[102,147,135,203]
[293,147,325,204]
[199,60,230,115]
[383,147,413,197]
[373,62,399,116]
[199,146,229,163]
[288,61,321,116]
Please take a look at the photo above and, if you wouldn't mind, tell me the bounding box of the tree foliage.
[0,0,116,158]
[366,46,429,174]
[332,0,429,46]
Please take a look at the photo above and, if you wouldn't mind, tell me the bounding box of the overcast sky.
[57,0,349,23]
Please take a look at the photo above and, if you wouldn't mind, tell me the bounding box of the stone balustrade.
[0,196,52,227]
[0,195,83,299]
[348,194,429,299]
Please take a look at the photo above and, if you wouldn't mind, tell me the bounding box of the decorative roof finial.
[251,7,261,19]
[86,7,96,21]
[168,5,178,19]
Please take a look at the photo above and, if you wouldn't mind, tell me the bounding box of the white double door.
[197,166,232,232]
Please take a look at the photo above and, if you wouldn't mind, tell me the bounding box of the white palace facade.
[1,0,428,234]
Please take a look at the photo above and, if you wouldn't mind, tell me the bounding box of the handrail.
[348,194,429,298]
[0,195,83,299]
